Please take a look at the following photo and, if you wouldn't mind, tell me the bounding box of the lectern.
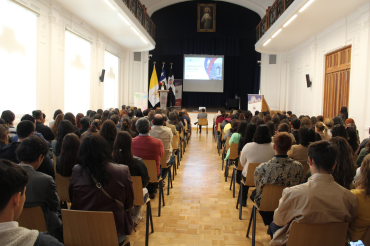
[158,90,169,110]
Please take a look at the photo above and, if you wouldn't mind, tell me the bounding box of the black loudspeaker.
[99,69,105,82]
[306,74,312,88]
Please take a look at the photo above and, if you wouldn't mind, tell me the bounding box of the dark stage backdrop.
[148,1,261,109]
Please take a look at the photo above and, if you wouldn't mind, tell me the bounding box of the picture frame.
[197,3,216,32]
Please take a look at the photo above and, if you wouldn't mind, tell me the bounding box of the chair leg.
[252,206,257,246]
[246,206,254,238]
[172,163,175,180]
[158,181,162,217]
[162,183,165,206]
[229,169,234,190]
[207,125,208,134]
[170,171,173,188]
[225,163,228,182]
[236,185,240,209]
[233,168,236,198]
[239,183,243,220]
[149,202,154,233]
[146,201,150,246]
[177,152,180,168]
[167,172,170,195]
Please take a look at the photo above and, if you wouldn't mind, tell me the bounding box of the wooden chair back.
[172,134,179,150]
[259,185,286,211]
[362,226,370,246]
[237,158,243,171]
[132,176,145,206]
[229,143,239,160]
[225,137,231,151]
[287,221,349,246]
[184,121,188,133]
[160,151,169,168]
[142,159,159,183]
[62,209,119,246]
[221,130,225,140]
[17,207,47,232]
[53,155,57,172]
[55,174,71,202]
[180,130,184,140]
[217,123,221,132]
[244,163,260,186]
[199,118,207,126]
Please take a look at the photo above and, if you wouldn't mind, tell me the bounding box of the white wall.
[10,0,149,120]
[260,2,370,141]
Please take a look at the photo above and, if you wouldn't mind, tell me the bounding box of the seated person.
[197,109,207,133]
[251,132,303,226]
[16,136,63,242]
[269,141,358,245]
[56,133,80,177]
[32,110,55,142]
[287,126,316,166]
[69,134,134,244]
[291,118,300,144]
[113,132,149,225]
[348,155,370,241]
[0,160,63,246]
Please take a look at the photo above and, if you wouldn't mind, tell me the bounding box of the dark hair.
[255,111,260,116]
[21,114,35,123]
[201,108,205,112]
[153,114,164,126]
[86,110,92,117]
[0,160,28,211]
[340,107,348,120]
[287,111,292,116]
[300,117,312,128]
[51,113,64,136]
[93,114,101,121]
[329,136,356,189]
[265,121,275,137]
[131,118,138,133]
[244,123,257,145]
[333,116,344,126]
[97,109,103,115]
[110,115,119,125]
[237,120,248,135]
[78,134,112,186]
[0,118,5,125]
[308,140,338,172]
[101,110,109,123]
[317,115,324,122]
[32,110,42,120]
[277,123,290,133]
[310,117,317,129]
[253,125,272,144]
[255,118,264,127]
[16,136,48,163]
[100,120,117,141]
[230,119,240,134]
[80,117,90,129]
[274,132,293,154]
[331,125,348,139]
[263,114,271,123]
[51,110,62,120]
[291,118,301,130]
[168,112,179,125]
[346,127,359,154]
[16,120,35,139]
[64,112,76,126]
[112,132,134,167]
[136,111,144,118]
[299,126,316,147]
[55,120,74,156]
[76,113,84,129]
[1,110,15,125]
[90,119,101,132]
[89,111,97,119]
[143,109,149,116]
[57,133,80,177]
[128,109,134,117]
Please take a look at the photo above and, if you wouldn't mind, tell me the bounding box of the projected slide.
[184,57,223,80]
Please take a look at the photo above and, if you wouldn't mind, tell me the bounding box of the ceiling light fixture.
[272,29,282,38]
[263,39,272,46]
[140,36,148,44]
[283,14,297,27]
[131,26,140,36]
[103,0,116,11]
[118,13,131,25]
[299,0,314,12]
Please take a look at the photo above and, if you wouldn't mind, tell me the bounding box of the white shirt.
[149,125,173,162]
[0,221,18,231]
[240,142,275,177]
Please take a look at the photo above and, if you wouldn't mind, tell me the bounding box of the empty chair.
[286,221,349,246]
[62,209,130,246]
[17,206,47,232]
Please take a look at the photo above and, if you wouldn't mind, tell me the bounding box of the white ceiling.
[140,0,275,18]
[54,0,155,51]
[255,0,369,54]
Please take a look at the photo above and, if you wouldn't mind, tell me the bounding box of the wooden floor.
[129,130,271,246]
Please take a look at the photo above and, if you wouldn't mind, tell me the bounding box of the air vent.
[134,52,141,62]
[269,55,277,64]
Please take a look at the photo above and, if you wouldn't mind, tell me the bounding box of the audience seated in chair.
[49,109,63,128]
[32,110,55,142]
[224,120,246,161]
[63,113,81,138]
[0,160,63,246]
[132,117,164,199]
[56,133,80,177]
[113,131,150,225]
[0,125,9,151]
[251,132,303,226]
[268,140,358,246]
[1,110,16,139]
[197,108,207,133]
[51,113,64,137]
[52,120,74,157]
[79,117,90,136]
[287,126,316,167]
[99,119,117,153]
[69,134,134,244]
[16,136,63,242]
[120,118,138,139]
[168,112,184,135]
[81,119,100,139]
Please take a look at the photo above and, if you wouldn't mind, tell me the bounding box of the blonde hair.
[324,118,334,128]
[316,122,328,136]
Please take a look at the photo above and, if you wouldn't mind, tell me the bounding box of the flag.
[168,64,176,106]
[149,64,159,107]
[159,64,167,89]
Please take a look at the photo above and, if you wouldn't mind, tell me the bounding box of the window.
[104,51,119,109]
[0,0,37,115]
[64,31,91,116]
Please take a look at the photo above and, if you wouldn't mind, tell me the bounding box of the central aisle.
[130,130,271,246]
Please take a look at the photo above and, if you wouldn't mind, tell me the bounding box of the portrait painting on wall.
[197,4,216,32]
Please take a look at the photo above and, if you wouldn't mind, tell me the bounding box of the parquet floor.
[129,129,271,246]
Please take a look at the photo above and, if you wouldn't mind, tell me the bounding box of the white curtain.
[104,51,119,109]
[0,0,37,115]
[64,31,91,116]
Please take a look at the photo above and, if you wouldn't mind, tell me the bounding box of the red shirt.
[215,116,225,130]
[132,135,164,176]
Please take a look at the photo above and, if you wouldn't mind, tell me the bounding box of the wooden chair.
[17,206,47,232]
[55,173,71,208]
[142,159,165,217]
[198,118,208,134]
[132,176,153,246]
[286,221,349,246]
[224,143,239,183]
[362,226,370,246]
[221,137,231,171]
[62,209,130,246]
[236,162,260,220]
[230,158,243,198]
[53,155,58,172]
[160,152,173,196]
[246,185,286,246]
[172,133,180,170]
